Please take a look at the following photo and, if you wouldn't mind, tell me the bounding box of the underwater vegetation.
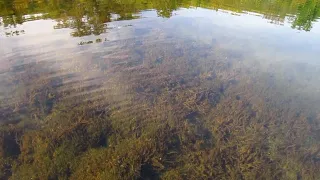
[4,30,24,37]
[0,35,319,180]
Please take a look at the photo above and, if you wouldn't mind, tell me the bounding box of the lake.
[0,0,320,179]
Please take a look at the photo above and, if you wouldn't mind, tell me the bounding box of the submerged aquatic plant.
[1,37,319,180]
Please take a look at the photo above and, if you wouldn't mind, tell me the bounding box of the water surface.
[1,0,320,179]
